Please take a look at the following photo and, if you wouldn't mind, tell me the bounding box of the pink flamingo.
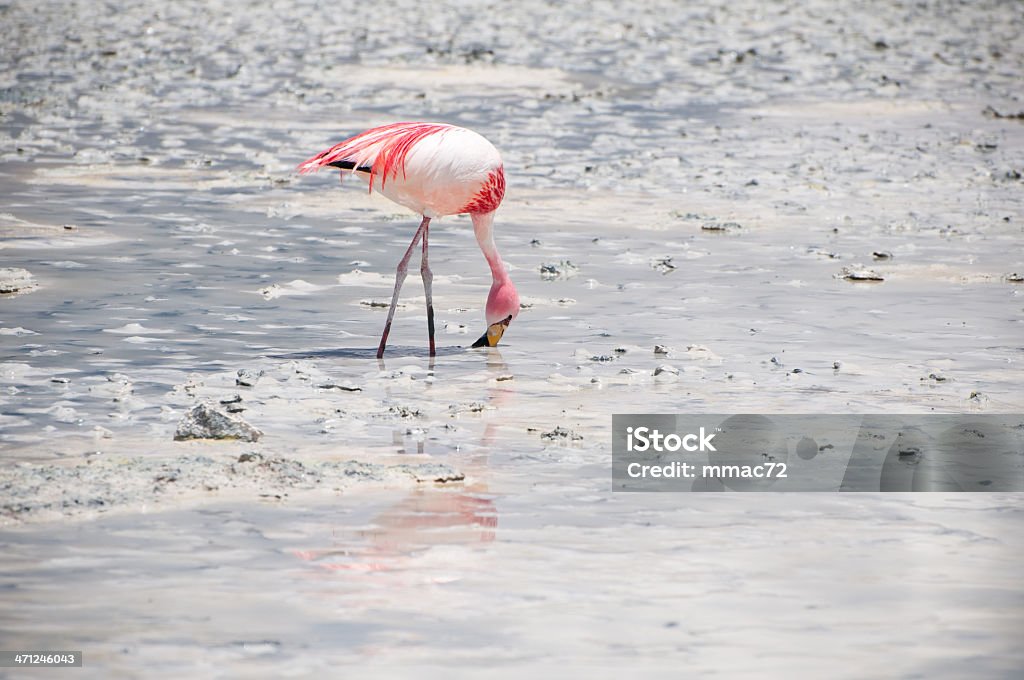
[298,122,519,358]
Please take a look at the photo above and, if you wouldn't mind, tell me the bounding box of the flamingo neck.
[471,211,510,285]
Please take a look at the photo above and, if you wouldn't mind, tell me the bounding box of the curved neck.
[471,211,510,285]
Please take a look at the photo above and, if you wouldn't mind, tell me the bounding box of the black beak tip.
[471,333,489,348]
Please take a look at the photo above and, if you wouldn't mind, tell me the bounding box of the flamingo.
[298,122,519,358]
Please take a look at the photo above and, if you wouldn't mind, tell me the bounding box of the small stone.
[174,403,263,442]
[654,344,672,355]
[654,364,679,376]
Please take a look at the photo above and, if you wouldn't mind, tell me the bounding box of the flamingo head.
[472,280,519,348]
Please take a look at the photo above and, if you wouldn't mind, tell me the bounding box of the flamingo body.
[299,122,518,357]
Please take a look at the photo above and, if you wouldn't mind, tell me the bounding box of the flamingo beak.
[471,315,513,348]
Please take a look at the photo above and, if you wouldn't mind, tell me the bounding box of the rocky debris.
[651,256,676,274]
[539,260,579,280]
[0,268,37,295]
[389,405,424,418]
[922,373,949,383]
[361,299,405,308]
[449,402,488,414]
[219,394,246,413]
[0,455,464,523]
[701,221,742,232]
[837,265,884,282]
[174,403,263,442]
[316,381,362,392]
[1004,272,1024,283]
[653,364,679,376]
[540,426,583,442]
[236,368,264,387]
[654,344,673,355]
[982,105,1024,121]
[872,251,893,260]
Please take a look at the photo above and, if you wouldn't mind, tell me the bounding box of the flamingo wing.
[297,122,453,191]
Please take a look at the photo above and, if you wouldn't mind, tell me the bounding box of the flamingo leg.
[377,216,429,358]
[420,219,436,356]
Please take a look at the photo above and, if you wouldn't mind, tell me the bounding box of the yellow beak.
[471,315,512,348]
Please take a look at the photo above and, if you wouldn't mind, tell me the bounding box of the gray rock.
[174,403,263,442]
[654,364,679,376]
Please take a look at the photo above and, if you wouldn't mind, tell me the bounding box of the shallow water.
[2,0,1023,676]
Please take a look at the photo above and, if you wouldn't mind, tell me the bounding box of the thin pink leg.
[420,219,436,356]
[377,216,429,358]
